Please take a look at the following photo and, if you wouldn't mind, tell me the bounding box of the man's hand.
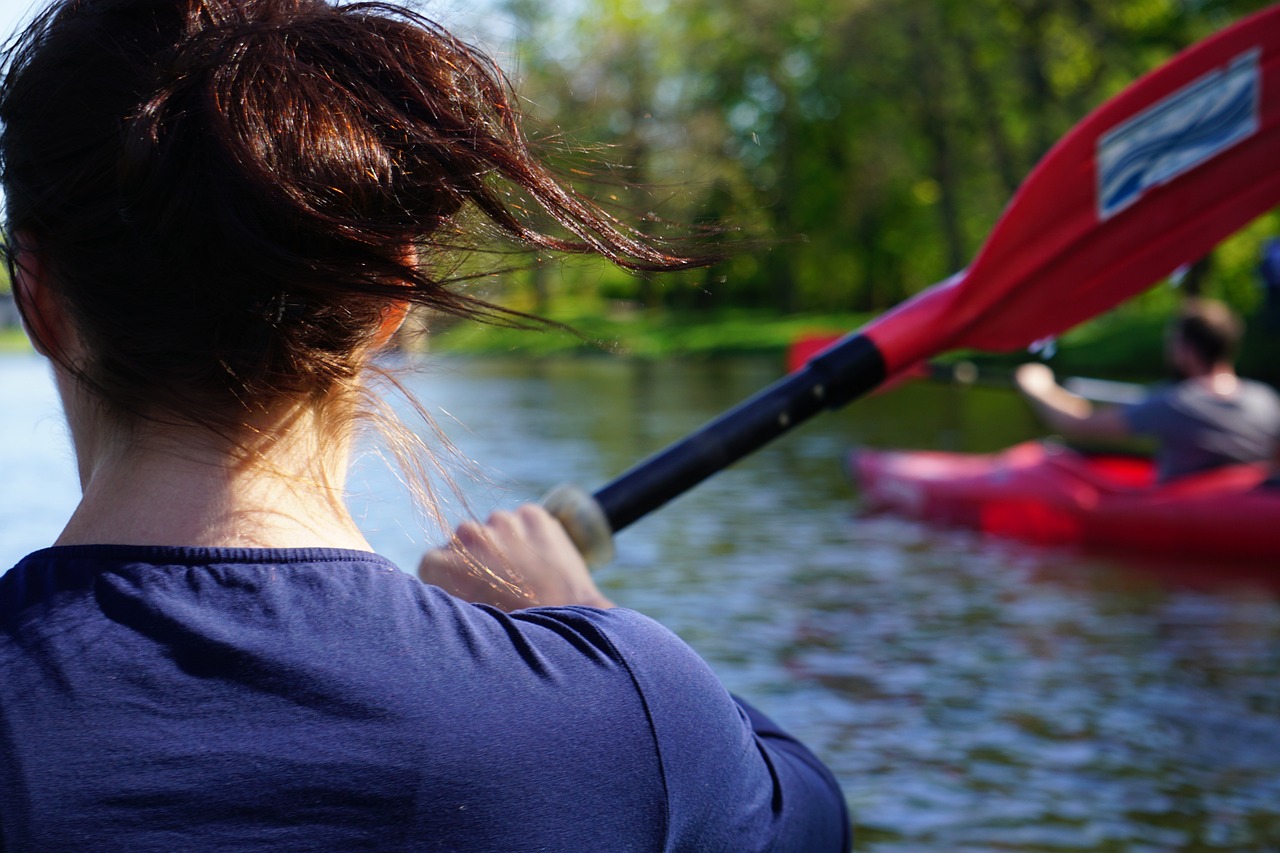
[1014,362,1131,439]
[1014,362,1059,398]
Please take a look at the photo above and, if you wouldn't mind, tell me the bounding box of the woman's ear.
[11,238,73,360]
[369,243,419,351]
[371,300,411,351]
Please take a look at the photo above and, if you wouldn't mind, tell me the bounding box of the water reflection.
[3,352,1278,850]
[0,356,79,557]
[789,529,1280,850]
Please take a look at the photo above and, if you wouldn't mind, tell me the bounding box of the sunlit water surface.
[3,352,1278,851]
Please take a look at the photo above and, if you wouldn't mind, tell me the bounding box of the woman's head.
[0,0,696,430]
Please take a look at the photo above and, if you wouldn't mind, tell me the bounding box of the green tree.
[500,0,1278,318]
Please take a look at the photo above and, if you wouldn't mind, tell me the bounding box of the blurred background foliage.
[5,0,1280,364]
[469,0,1279,324]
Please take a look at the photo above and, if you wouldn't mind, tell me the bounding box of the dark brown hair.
[1174,298,1243,366]
[0,0,702,427]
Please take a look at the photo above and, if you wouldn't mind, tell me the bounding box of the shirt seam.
[588,620,674,850]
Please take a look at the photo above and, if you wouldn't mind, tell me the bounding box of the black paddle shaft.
[593,333,887,533]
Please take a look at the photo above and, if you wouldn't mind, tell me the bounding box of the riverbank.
[6,303,1277,384]
[423,305,874,360]
[428,302,1280,384]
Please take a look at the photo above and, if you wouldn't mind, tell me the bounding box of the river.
[3,352,1278,851]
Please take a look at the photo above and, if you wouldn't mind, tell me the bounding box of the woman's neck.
[56,397,372,551]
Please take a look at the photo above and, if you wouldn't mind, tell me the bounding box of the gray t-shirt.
[1125,378,1280,481]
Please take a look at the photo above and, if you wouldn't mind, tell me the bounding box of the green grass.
[8,296,1276,385]
[427,304,870,360]
[428,298,1280,385]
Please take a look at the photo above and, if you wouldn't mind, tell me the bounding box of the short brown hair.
[1173,298,1244,365]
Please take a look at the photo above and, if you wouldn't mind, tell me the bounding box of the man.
[1015,298,1280,482]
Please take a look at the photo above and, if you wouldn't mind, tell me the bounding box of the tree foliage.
[492,0,1278,317]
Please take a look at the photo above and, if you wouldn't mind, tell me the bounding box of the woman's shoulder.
[2,543,723,713]
[503,601,717,680]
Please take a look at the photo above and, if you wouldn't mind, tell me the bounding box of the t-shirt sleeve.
[1123,390,1172,436]
[732,696,853,851]
[590,608,851,852]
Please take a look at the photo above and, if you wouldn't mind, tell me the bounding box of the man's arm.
[1014,363,1132,440]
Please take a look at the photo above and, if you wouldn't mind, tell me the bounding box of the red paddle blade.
[868,4,1280,376]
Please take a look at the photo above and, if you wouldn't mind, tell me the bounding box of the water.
[3,352,1279,851]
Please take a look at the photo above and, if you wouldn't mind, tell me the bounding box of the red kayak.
[849,441,1279,561]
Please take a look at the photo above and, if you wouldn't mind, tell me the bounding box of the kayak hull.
[849,441,1279,561]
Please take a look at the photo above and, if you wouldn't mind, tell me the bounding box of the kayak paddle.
[790,338,1147,404]
[547,4,1280,565]
[911,360,1147,405]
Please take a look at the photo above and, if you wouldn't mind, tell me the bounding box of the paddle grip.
[592,333,887,536]
[542,483,616,568]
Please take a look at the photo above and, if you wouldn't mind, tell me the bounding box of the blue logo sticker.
[1098,49,1260,220]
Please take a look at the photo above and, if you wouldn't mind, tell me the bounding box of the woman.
[0,0,850,848]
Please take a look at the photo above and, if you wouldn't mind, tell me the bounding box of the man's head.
[1167,298,1244,377]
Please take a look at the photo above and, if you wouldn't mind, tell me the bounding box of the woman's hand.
[418,504,616,611]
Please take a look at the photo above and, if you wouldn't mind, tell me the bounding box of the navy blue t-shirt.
[0,546,850,851]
